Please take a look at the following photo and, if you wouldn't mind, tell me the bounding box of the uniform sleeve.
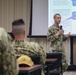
[0,28,18,75]
[33,43,46,65]
[30,42,46,65]
[38,45,46,65]
[47,27,59,42]
[62,34,67,41]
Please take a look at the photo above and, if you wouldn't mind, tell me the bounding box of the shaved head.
[12,19,25,35]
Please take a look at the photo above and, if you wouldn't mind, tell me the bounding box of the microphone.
[59,25,62,30]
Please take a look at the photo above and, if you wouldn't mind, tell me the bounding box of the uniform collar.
[14,39,25,42]
[53,24,59,28]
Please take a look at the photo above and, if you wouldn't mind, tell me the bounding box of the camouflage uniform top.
[47,25,67,51]
[12,40,46,65]
[0,28,18,75]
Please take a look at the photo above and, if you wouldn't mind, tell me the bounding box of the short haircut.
[12,19,25,26]
[12,19,25,35]
[53,13,61,19]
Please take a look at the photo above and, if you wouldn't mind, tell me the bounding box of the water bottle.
[49,47,53,53]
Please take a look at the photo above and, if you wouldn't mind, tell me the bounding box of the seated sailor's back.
[0,27,18,75]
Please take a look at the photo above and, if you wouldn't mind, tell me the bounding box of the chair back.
[46,53,62,70]
[30,55,40,64]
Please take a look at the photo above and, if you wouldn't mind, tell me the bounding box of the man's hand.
[66,32,70,38]
[56,30,63,36]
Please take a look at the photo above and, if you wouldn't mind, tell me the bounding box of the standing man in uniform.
[47,13,70,72]
[12,19,46,75]
[0,28,18,75]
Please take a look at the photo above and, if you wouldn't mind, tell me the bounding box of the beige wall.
[0,0,71,64]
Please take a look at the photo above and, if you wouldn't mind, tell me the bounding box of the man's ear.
[23,29,26,35]
[12,30,15,36]
[12,30,14,34]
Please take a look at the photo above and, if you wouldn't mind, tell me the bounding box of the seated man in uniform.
[12,19,46,75]
[0,27,18,75]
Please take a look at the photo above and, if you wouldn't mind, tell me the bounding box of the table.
[19,65,43,75]
[19,59,57,75]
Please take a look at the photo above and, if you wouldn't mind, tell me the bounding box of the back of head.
[12,19,25,35]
